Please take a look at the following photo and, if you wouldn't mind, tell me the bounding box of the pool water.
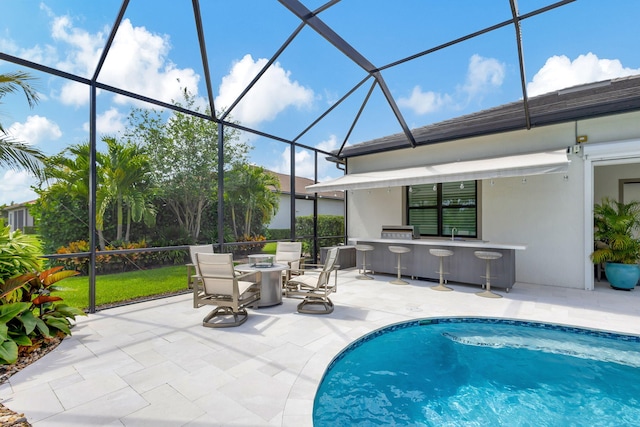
[313,318,640,426]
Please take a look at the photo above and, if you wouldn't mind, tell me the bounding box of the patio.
[2,269,639,426]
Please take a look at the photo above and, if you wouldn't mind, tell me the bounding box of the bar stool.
[474,251,502,298]
[355,244,374,280]
[388,246,411,285]
[429,248,454,291]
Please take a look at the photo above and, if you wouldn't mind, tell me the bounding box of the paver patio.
[1,268,638,426]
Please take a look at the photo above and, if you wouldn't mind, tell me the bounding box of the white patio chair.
[193,253,260,328]
[285,247,340,314]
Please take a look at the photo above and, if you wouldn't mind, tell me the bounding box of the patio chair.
[187,244,214,289]
[285,246,340,314]
[275,241,304,284]
[193,252,261,328]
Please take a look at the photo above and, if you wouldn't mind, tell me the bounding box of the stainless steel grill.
[381,225,418,240]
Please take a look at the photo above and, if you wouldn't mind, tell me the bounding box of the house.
[308,75,640,291]
[4,200,36,233]
[267,171,344,230]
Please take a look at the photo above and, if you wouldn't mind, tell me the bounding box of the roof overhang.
[306,149,570,193]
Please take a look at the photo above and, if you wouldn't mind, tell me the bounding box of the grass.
[263,242,276,254]
[57,265,188,310]
[56,244,278,310]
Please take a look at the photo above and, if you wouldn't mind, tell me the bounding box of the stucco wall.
[482,157,585,288]
[343,111,640,289]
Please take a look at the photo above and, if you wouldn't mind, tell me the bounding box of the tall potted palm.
[591,197,640,290]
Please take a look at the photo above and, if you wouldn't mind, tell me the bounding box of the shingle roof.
[268,171,343,199]
[337,74,640,159]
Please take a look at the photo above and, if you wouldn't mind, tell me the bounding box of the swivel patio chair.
[275,241,305,284]
[187,244,214,289]
[285,247,340,314]
[193,253,261,328]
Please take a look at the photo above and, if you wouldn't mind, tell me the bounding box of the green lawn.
[57,265,189,310]
[263,242,276,254]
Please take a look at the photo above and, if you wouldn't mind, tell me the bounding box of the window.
[407,181,477,237]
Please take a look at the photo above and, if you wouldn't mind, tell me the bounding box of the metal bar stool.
[388,245,411,285]
[355,244,374,280]
[429,248,454,291]
[474,250,503,298]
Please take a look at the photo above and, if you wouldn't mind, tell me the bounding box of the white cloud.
[528,52,640,97]
[7,115,62,145]
[398,86,452,115]
[51,14,105,75]
[271,135,339,181]
[59,81,91,107]
[49,13,200,107]
[399,54,503,116]
[216,54,314,126]
[0,170,37,205]
[83,108,125,134]
[0,34,57,65]
[460,54,505,97]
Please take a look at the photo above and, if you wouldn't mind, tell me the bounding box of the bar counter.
[352,238,526,291]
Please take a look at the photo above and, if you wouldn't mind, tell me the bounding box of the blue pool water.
[313,318,640,426]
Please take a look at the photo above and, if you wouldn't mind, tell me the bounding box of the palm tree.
[0,71,46,178]
[225,164,280,240]
[44,143,109,249]
[45,139,157,248]
[98,137,156,243]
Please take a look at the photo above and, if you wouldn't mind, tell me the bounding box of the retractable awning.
[306,149,570,193]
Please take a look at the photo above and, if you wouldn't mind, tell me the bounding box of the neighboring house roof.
[268,171,344,200]
[3,200,36,212]
[338,75,640,159]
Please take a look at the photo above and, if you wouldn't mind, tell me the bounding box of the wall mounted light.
[490,179,495,186]
[522,177,527,184]
[459,182,465,190]
[563,175,569,181]
[408,186,413,193]
[433,184,437,191]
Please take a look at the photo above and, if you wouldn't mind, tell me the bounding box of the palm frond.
[0,134,46,180]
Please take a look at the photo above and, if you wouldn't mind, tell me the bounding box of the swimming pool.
[313,318,640,426]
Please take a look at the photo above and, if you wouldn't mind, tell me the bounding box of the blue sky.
[1,0,640,205]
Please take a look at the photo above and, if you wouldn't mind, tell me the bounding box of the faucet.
[451,227,457,241]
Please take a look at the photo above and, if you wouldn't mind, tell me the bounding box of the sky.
[1,0,640,206]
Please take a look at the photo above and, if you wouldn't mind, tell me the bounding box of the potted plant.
[591,197,640,290]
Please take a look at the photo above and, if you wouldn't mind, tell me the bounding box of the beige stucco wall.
[345,111,640,289]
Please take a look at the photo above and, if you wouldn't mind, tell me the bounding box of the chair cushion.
[238,280,257,295]
[288,274,320,289]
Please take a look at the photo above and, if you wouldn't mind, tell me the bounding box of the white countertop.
[351,237,526,251]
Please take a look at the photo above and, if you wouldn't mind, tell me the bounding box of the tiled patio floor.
[1,269,639,426]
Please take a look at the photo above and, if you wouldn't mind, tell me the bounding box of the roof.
[337,75,640,159]
[2,200,36,211]
[268,171,343,199]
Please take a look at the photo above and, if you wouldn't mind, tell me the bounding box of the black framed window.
[407,181,477,237]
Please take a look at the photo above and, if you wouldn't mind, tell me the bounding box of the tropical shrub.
[55,239,187,274]
[0,226,42,287]
[0,267,85,364]
[229,235,267,256]
[296,215,345,255]
[0,226,85,365]
[591,198,640,265]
